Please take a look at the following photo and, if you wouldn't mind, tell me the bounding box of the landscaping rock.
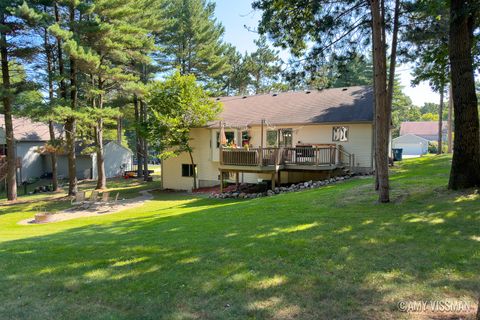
[211,174,370,200]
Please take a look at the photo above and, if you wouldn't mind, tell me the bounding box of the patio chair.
[89,190,99,203]
[71,191,86,205]
[93,191,111,209]
[109,192,120,206]
[100,192,110,203]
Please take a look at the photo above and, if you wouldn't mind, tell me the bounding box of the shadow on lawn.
[0,182,479,319]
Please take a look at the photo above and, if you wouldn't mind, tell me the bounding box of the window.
[216,131,235,147]
[181,164,196,177]
[266,130,278,146]
[332,126,349,142]
[279,129,293,147]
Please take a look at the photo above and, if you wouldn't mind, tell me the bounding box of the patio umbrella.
[220,122,227,146]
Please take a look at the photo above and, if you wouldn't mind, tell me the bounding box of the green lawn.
[0,155,478,319]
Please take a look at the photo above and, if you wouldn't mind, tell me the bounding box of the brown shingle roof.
[0,116,63,141]
[209,86,374,128]
[400,121,447,136]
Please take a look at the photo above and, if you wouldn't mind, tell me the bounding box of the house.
[0,116,63,183]
[44,141,133,180]
[0,116,132,183]
[392,134,429,156]
[161,86,375,191]
[399,121,447,141]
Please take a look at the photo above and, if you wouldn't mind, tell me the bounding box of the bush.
[428,141,448,154]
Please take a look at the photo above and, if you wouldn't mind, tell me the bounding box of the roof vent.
[272,93,278,96]
[342,88,348,91]
[305,90,311,94]
[242,96,247,99]
[216,97,221,101]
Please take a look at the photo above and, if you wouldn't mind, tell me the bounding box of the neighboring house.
[162,86,375,191]
[0,115,132,183]
[46,141,133,180]
[392,134,429,156]
[0,116,62,183]
[400,121,447,141]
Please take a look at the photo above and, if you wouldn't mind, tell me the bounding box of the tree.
[245,36,282,94]
[156,0,230,82]
[331,52,373,88]
[402,0,450,155]
[147,71,221,189]
[0,1,42,200]
[253,0,392,202]
[74,0,153,189]
[448,0,480,189]
[215,45,250,96]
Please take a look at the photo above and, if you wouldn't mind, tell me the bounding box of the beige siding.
[247,123,373,167]
[163,128,219,190]
[162,123,373,190]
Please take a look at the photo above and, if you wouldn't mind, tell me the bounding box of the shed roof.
[393,133,429,142]
[209,86,374,128]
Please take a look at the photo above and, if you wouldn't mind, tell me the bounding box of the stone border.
[209,174,369,199]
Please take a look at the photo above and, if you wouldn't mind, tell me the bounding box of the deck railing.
[220,146,353,168]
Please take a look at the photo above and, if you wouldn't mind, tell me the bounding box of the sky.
[213,0,442,107]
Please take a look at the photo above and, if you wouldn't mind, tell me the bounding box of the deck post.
[271,172,275,190]
[220,170,224,193]
[277,170,281,186]
[235,172,239,190]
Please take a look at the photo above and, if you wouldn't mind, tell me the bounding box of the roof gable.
[393,133,429,143]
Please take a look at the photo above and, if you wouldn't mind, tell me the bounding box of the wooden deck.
[219,146,354,171]
[218,146,355,192]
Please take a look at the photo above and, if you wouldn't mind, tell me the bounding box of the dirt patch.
[18,190,154,225]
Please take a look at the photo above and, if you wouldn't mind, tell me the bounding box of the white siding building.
[162,86,376,191]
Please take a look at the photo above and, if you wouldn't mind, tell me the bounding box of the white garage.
[392,134,429,156]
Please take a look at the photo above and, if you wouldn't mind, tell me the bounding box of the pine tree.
[73,0,154,189]
[156,0,230,82]
[0,1,42,200]
[448,0,480,189]
[245,36,282,94]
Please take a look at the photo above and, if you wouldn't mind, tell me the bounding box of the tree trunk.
[133,95,143,177]
[188,150,197,190]
[54,1,66,100]
[447,85,453,153]
[475,296,479,320]
[67,4,78,195]
[1,13,17,201]
[448,0,480,189]
[95,80,106,190]
[117,115,122,144]
[141,100,149,181]
[386,0,400,158]
[44,22,59,192]
[371,0,390,202]
[437,86,444,155]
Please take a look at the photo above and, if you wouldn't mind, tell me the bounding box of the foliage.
[428,140,448,154]
[147,71,221,157]
[156,0,230,82]
[244,35,283,94]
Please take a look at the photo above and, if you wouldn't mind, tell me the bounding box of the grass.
[0,155,478,319]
